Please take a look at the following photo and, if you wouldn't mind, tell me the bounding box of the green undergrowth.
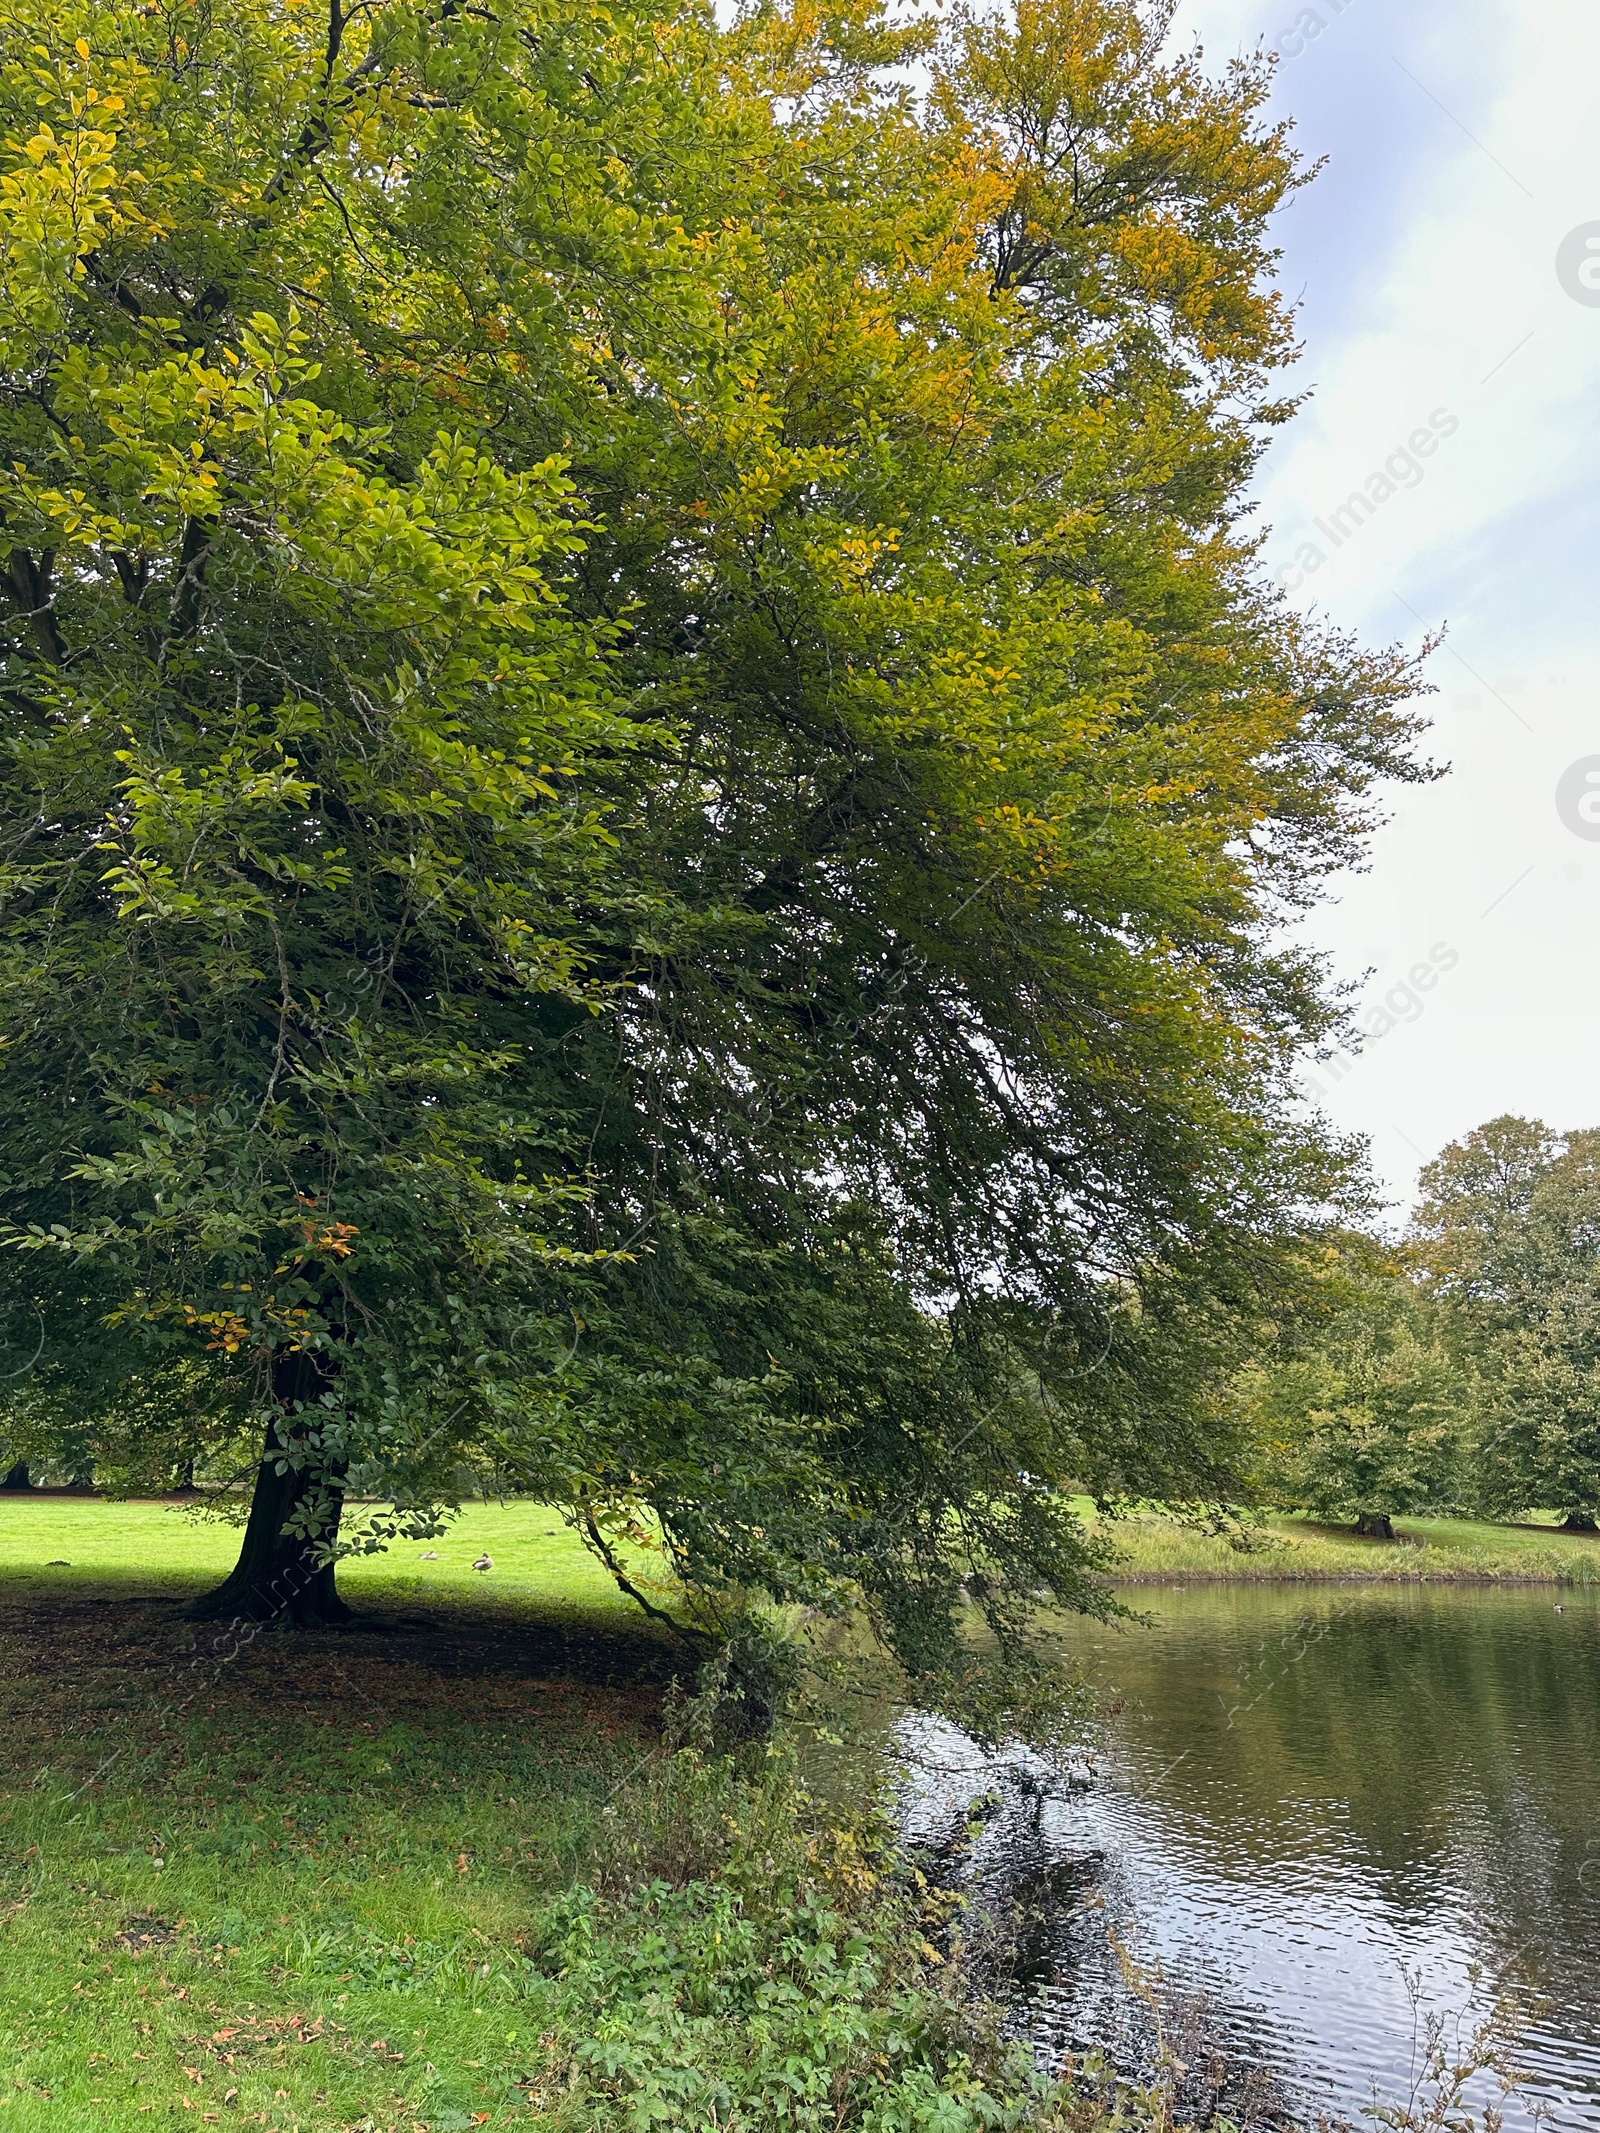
[0,1573,1112,2133]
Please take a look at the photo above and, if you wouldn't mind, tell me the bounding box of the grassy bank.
[1090,1507,1600,1585]
[0,1498,1577,2126]
[6,1490,1596,1605]
[0,1503,1066,2132]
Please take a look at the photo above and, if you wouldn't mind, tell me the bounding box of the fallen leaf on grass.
[116,1914,177,1955]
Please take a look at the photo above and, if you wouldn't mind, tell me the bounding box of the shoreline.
[1109,1567,1591,1586]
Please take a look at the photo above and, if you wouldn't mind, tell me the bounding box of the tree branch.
[110,551,150,606]
[582,1513,711,1649]
[2,548,65,666]
[260,17,391,206]
[163,516,214,650]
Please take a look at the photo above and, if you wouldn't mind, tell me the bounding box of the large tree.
[1413,1119,1600,1528]
[507,0,1427,1669]
[1,0,1431,1709]
[0,0,676,1617]
[1244,1236,1463,1539]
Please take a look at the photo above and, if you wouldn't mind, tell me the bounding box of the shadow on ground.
[0,1585,681,1783]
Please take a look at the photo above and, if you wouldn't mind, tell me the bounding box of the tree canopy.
[0,0,1431,1714]
[1413,1118,1600,1528]
[1244,1234,1462,1537]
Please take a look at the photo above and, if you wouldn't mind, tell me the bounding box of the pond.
[897,1584,1600,2130]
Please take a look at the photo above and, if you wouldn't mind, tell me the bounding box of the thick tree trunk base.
[0,1461,29,1491]
[1562,1509,1599,1533]
[188,1368,350,1626]
[187,1541,352,1627]
[1355,1510,1396,1540]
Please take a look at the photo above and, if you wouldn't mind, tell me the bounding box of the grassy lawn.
[13,1493,1595,1607]
[1088,1505,1600,1584]
[0,1496,638,1620]
[0,1630,664,2129]
[0,1500,1054,2133]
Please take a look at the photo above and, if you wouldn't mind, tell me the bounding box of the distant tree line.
[1243,1116,1600,1537]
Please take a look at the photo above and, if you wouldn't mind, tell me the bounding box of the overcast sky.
[1154,0,1600,1216]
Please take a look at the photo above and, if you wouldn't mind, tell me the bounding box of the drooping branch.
[582,1512,712,1650]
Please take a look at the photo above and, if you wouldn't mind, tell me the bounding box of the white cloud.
[1168,0,1600,1205]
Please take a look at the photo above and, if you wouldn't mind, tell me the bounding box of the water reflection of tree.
[1075,1593,1600,1993]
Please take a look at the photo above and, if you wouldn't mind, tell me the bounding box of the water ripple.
[895,1586,1600,2132]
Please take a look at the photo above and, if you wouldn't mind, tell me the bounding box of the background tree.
[1245,1237,1463,1538]
[1413,1119,1600,1529]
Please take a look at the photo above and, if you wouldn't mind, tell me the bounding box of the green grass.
[0,1501,1064,2133]
[0,1495,639,1619]
[13,1494,1593,1611]
[1087,1505,1600,1584]
[0,1504,668,2130]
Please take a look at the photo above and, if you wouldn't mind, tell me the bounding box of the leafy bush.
[527,1745,1064,2130]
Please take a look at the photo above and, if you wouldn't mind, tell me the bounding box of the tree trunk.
[0,1461,29,1490]
[1562,1509,1598,1533]
[1355,1510,1396,1540]
[187,1353,351,1626]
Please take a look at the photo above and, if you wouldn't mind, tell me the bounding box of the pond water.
[896,1584,1600,2130]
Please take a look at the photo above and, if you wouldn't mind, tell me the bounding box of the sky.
[1156,0,1600,1216]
